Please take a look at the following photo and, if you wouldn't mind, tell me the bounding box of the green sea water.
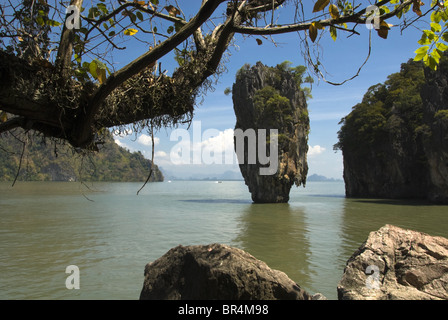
[0,180,447,300]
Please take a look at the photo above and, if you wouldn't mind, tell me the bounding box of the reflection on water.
[0,181,447,300]
[234,203,312,291]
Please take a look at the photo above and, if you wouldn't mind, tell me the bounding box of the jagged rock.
[232,62,309,203]
[337,57,448,203]
[140,243,313,300]
[338,225,448,300]
[420,57,448,203]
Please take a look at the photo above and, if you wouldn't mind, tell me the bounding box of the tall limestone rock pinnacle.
[232,62,310,203]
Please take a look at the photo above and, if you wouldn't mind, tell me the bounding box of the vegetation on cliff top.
[228,61,312,139]
[0,130,163,182]
[334,59,428,155]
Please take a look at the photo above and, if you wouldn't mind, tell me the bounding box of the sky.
[110,1,429,180]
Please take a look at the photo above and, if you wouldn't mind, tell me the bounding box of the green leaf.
[36,16,45,26]
[97,67,106,84]
[46,19,61,27]
[313,0,330,13]
[442,31,448,42]
[424,29,436,40]
[95,59,107,70]
[309,22,318,42]
[329,4,339,19]
[124,28,138,36]
[436,42,448,51]
[418,34,431,45]
[432,48,441,63]
[330,25,337,41]
[167,25,174,34]
[414,51,427,62]
[428,55,438,70]
[431,22,442,32]
[89,60,98,78]
[97,3,108,14]
[431,10,442,23]
[136,11,144,21]
[415,45,430,54]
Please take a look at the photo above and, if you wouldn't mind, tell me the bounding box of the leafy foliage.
[414,0,448,70]
[335,58,427,155]
[236,61,312,132]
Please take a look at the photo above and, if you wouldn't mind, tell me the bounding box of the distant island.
[163,170,244,181]
[163,171,340,182]
[0,130,164,182]
[307,174,342,182]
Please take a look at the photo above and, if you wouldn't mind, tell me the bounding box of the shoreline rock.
[338,224,448,300]
[140,243,313,300]
[140,225,447,300]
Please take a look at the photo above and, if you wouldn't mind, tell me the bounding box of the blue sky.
[112,2,429,180]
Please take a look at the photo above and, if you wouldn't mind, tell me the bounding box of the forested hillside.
[0,130,163,182]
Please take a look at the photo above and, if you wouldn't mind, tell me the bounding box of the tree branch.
[0,116,25,135]
[72,0,227,148]
[83,1,187,42]
[231,0,413,36]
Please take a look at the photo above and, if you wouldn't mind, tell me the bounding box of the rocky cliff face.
[420,58,448,203]
[336,58,448,203]
[232,62,309,203]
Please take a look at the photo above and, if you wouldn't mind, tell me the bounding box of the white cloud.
[155,151,168,158]
[169,128,237,165]
[114,139,129,149]
[137,134,160,146]
[308,145,326,157]
[199,128,234,153]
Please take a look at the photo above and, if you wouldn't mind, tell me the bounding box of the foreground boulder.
[140,243,313,300]
[338,224,448,300]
